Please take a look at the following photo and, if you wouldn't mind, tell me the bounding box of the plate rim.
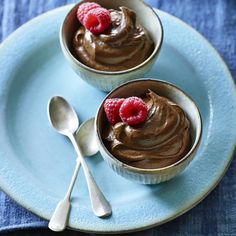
[0,4,235,234]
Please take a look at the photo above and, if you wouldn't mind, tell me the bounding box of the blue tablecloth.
[0,0,235,235]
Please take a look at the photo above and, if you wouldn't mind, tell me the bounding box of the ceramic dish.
[60,0,163,91]
[0,5,235,234]
[96,79,202,184]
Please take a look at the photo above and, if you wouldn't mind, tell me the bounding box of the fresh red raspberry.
[104,98,125,125]
[83,7,111,34]
[76,2,101,24]
[119,97,148,125]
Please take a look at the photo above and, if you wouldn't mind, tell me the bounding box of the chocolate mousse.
[73,6,154,71]
[103,91,191,169]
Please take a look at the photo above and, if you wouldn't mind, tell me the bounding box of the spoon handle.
[48,160,81,231]
[70,134,112,217]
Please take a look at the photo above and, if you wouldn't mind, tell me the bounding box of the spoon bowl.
[76,118,98,157]
[48,96,79,135]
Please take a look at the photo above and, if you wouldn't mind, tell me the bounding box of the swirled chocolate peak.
[103,91,191,169]
[73,6,154,71]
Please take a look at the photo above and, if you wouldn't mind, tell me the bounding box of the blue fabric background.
[0,0,236,235]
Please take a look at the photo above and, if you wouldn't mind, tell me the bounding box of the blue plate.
[0,5,235,233]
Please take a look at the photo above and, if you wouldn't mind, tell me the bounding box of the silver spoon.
[47,96,112,231]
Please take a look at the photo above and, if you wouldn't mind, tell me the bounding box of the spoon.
[47,96,112,231]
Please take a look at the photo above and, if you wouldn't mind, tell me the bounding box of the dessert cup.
[95,79,202,184]
[60,0,163,91]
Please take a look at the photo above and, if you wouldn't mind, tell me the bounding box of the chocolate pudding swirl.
[73,7,154,71]
[104,91,191,169]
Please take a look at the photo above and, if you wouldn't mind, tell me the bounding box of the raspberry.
[83,7,111,34]
[76,2,101,24]
[119,97,148,125]
[104,98,125,125]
